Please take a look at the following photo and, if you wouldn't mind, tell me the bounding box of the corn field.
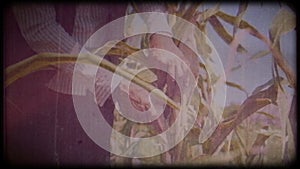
[4,2,296,167]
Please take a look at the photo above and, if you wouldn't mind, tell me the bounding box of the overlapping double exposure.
[4,2,296,166]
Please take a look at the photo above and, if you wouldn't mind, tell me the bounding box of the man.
[6,2,197,165]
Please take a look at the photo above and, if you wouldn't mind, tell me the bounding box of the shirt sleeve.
[13,4,77,53]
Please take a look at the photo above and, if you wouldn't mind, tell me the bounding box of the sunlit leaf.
[136,69,158,83]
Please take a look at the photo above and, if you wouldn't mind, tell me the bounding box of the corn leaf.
[226,81,248,96]
[233,2,248,35]
[202,84,278,155]
[269,8,296,46]
[208,15,247,53]
[197,3,220,22]
[249,50,270,60]
[215,11,266,42]
[5,52,180,112]
[93,40,139,58]
[252,77,283,95]
[230,64,242,72]
[255,111,276,119]
[136,69,158,83]
[246,131,271,164]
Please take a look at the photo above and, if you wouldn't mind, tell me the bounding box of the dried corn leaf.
[181,2,202,21]
[222,104,240,120]
[230,64,242,72]
[136,69,158,83]
[5,53,77,87]
[202,84,278,155]
[233,2,248,35]
[255,98,272,105]
[276,88,291,160]
[226,81,248,96]
[93,40,139,58]
[269,8,296,46]
[215,11,266,42]
[194,28,212,58]
[254,128,281,137]
[234,128,247,155]
[140,34,150,49]
[176,2,189,17]
[273,60,285,93]
[5,52,181,114]
[252,77,283,95]
[167,2,179,14]
[208,16,247,53]
[269,36,296,88]
[191,151,239,165]
[249,50,270,60]
[197,3,220,22]
[255,111,276,119]
[246,132,271,164]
